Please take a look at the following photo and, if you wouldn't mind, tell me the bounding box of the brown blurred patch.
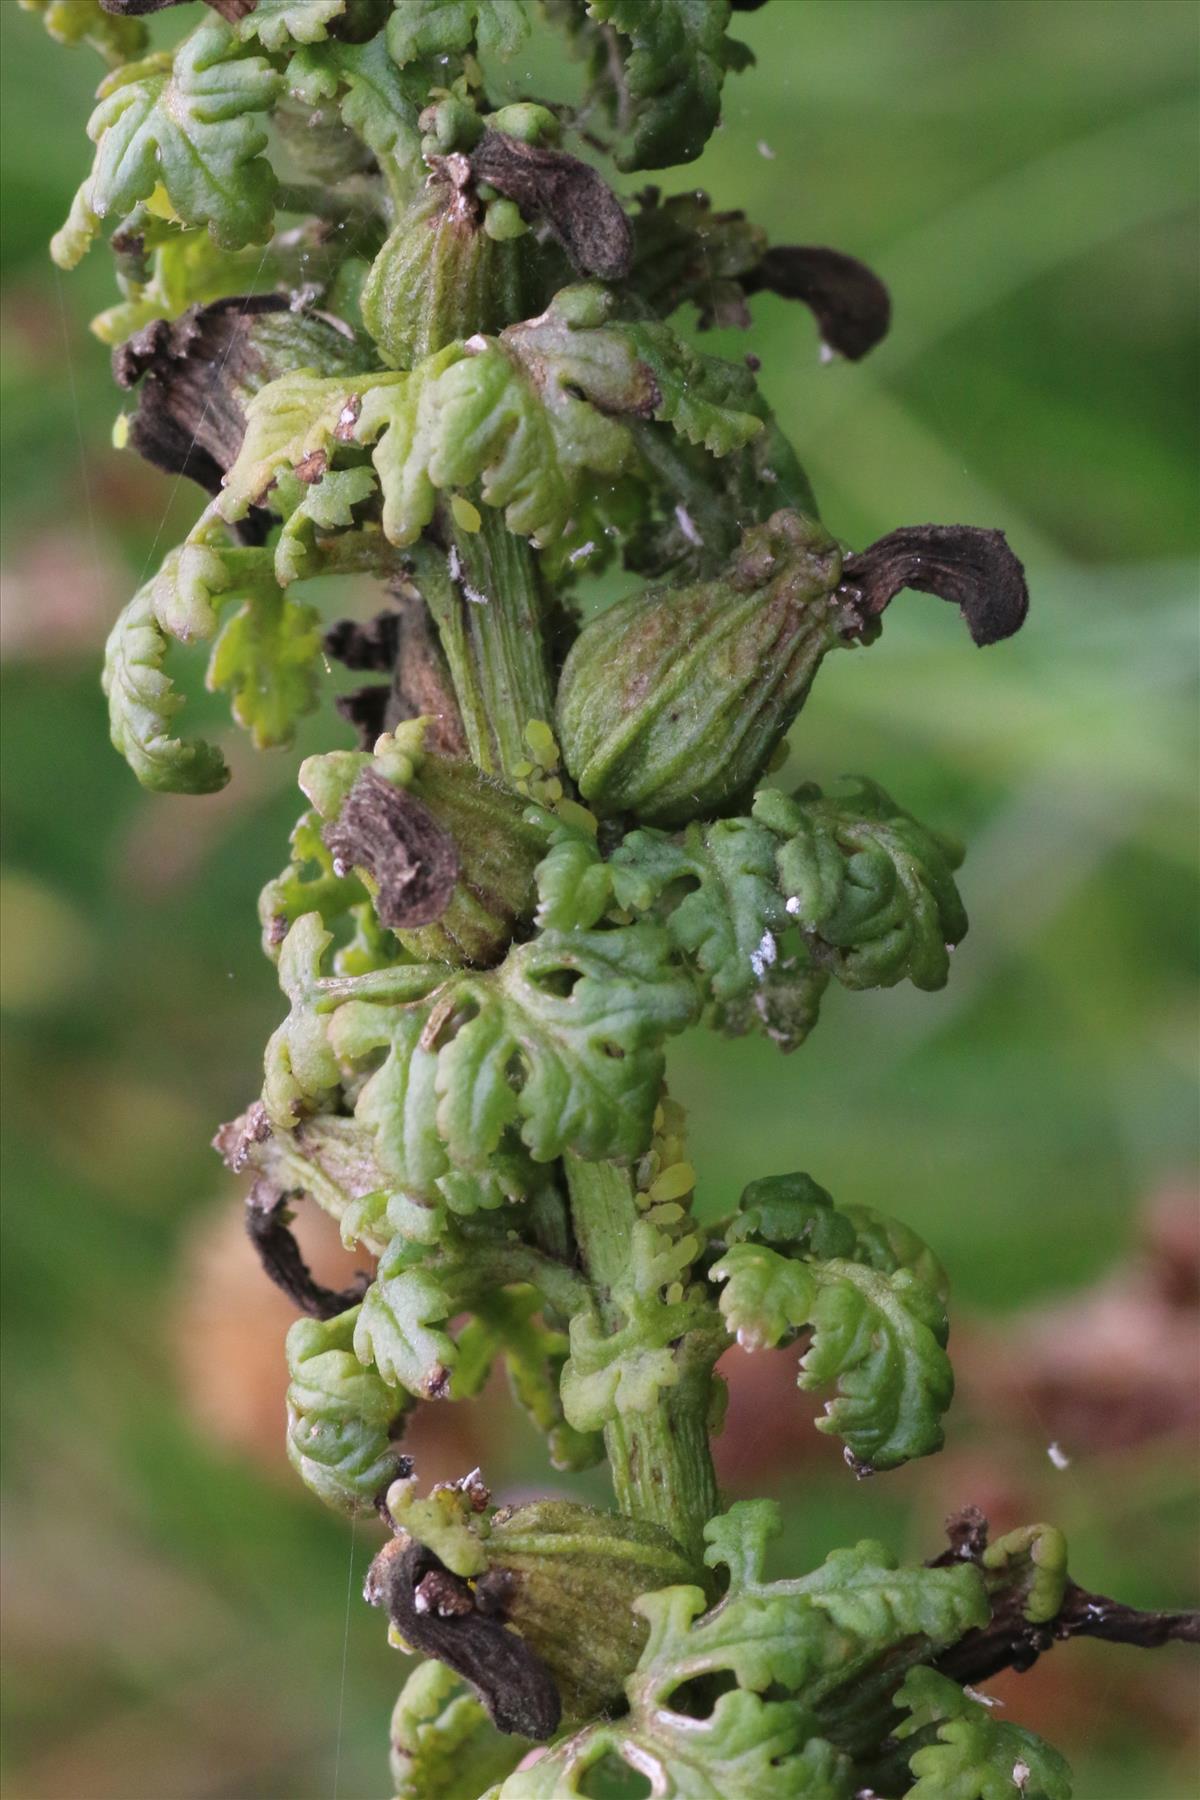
[0,528,127,661]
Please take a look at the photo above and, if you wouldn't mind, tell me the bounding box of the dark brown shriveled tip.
[323,768,460,928]
[101,0,257,16]
[469,131,634,281]
[244,1185,370,1319]
[841,524,1030,646]
[745,245,891,361]
[369,1541,562,1739]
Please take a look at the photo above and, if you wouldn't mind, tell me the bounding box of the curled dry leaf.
[744,243,892,361]
[244,1182,370,1319]
[323,767,460,929]
[842,523,1030,646]
[469,131,634,281]
[366,1538,562,1739]
[113,295,290,498]
[100,0,257,18]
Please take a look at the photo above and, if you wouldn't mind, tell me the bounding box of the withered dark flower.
[323,768,461,930]
[367,1539,562,1740]
[100,0,257,17]
[744,244,892,361]
[841,523,1030,647]
[113,295,365,498]
[244,1184,369,1320]
[469,131,634,281]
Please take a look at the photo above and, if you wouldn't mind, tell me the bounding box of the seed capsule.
[556,509,849,827]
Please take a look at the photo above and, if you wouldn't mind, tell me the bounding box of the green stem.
[563,1153,720,1570]
[413,507,556,785]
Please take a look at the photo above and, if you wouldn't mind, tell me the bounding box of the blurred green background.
[2,2,1197,1795]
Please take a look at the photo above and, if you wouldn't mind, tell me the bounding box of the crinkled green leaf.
[710,1245,952,1469]
[19,0,145,66]
[895,1668,1072,1800]
[218,367,368,519]
[387,0,530,67]
[438,924,698,1164]
[586,0,743,171]
[269,914,696,1178]
[102,570,230,796]
[453,1287,603,1471]
[240,0,347,52]
[725,1173,949,1301]
[561,1218,711,1431]
[104,533,322,787]
[289,34,426,202]
[275,466,379,584]
[354,1240,459,1395]
[206,582,322,749]
[755,779,967,991]
[391,1661,528,1800]
[54,20,281,269]
[533,826,612,933]
[222,286,761,551]
[285,1307,411,1515]
[612,815,786,1004]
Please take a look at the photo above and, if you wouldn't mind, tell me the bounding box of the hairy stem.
[563,1154,720,1569]
[413,507,556,785]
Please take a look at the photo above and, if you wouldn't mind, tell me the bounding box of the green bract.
[48,2,1173,1795]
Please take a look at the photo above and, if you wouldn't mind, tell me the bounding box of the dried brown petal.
[113,296,290,499]
[323,768,460,929]
[745,244,891,361]
[368,1539,562,1739]
[841,524,1029,647]
[100,0,256,18]
[469,131,633,281]
[244,1185,369,1320]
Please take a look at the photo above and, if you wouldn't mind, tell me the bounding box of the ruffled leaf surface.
[895,1668,1072,1800]
[390,1661,528,1800]
[387,0,530,67]
[285,1307,411,1514]
[487,1501,987,1798]
[710,1244,952,1468]
[54,20,281,268]
[587,0,745,171]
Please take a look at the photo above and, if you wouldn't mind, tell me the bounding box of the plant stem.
[563,1153,720,1570]
[413,507,556,785]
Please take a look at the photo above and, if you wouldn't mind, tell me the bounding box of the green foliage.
[894,1668,1073,1800]
[710,1241,952,1469]
[607,777,968,1037]
[287,33,427,202]
[285,1308,411,1514]
[239,0,349,53]
[486,1500,989,1797]
[390,1661,528,1800]
[387,0,530,68]
[54,21,281,269]
[18,0,146,66]
[586,0,746,171]
[453,1288,604,1472]
[221,285,762,557]
[102,533,322,792]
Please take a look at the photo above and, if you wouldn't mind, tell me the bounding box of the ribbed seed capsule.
[556,509,854,827]
[361,176,531,371]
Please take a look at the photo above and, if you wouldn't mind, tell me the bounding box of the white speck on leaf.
[785,895,802,915]
[1012,1761,1031,1792]
[750,930,777,979]
[1047,1440,1071,1470]
[757,140,776,160]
